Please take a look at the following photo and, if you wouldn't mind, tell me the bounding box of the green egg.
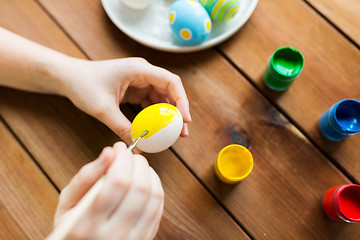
[201,0,240,22]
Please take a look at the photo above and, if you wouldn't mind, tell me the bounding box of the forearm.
[0,27,74,96]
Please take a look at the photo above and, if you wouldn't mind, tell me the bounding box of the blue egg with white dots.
[169,0,212,45]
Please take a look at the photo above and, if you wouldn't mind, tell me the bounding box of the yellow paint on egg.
[130,103,180,139]
[205,19,211,32]
[225,6,239,21]
[211,0,226,19]
[170,12,175,24]
[180,29,192,40]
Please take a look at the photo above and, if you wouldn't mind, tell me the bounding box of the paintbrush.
[128,130,148,151]
[46,130,149,240]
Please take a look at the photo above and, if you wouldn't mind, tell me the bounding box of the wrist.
[30,54,71,96]
[44,55,84,97]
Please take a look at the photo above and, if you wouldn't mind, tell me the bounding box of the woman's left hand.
[59,57,191,145]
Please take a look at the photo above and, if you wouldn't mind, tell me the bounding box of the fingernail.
[188,113,192,122]
[184,123,189,136]
[98,147,115,165]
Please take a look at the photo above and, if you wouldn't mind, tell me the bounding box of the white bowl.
[101,0,259,53]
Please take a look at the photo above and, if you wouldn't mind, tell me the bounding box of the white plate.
[101,0,258,53]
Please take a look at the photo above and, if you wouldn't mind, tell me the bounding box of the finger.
[138,65,191,123]
[147,199,164,240]
[166,94,176,106]
[55,147,116,220]
[140,98,152,109]
[97,104,133,145]
[90,142,134,217]
[132,147,142,155]
[163,96,171,104]
[114,139,142,155]
[129,168,164,240]
[122,86,151,104]
[180,123,189,137]
[149,90,167,104]
[110,154,152,239]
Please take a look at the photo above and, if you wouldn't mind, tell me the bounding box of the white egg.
[121,0,153,9]
[130,103,183,153]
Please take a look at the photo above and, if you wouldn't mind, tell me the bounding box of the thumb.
[98,105,133,146]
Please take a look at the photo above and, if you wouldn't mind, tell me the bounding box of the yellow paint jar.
[214,144,253,183]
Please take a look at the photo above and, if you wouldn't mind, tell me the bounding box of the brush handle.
[46,176,105,240]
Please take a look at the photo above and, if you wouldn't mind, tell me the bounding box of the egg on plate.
[169,0,212,45]
[200,0,240,22]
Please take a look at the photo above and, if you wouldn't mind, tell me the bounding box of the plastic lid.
[269,46,304,80]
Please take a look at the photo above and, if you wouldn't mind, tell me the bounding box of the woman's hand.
[0,28,191,145]
[53,142,164,240]
[59,57,191,145]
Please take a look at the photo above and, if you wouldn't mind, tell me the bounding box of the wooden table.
[1,0,359,239]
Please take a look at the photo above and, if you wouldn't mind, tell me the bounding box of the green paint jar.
[263,46,304,91]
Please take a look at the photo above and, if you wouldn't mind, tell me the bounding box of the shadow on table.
[207,164,247,200]
[257,74,348,155]
[257,75,286,101]
[315,123,347,154]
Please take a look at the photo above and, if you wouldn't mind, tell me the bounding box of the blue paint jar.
[319,99,360,141]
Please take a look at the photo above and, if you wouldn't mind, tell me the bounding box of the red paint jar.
[322,184,360,222]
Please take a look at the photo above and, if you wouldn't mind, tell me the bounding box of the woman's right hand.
[52,142,164,240]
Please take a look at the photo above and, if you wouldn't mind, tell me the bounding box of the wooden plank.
[305,0,360,46]
[1,206,29,240]
[217,0,360,181]
[35,0,360,238]
[0,0,250,239]
[0,0,84,58]
[0,120,58,239]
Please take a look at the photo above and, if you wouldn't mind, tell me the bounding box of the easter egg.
[169,0,212,45]
[200,0,240,22]
[121,0,152,9]
[130,103,183,153]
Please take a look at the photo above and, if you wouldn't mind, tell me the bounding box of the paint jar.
[263,46,304,91]
[322,184,360,222]
[319,99,360,141]
[214,144,253,184]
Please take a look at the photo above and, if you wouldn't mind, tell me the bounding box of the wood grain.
[0,120,58,239]
[34,0,360,239]
[306,0,360,46]
[146,150,249,240]
[0,0,84,59]
[172,52,360,239]
[217,0,360,181]
[0,0,249,239]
